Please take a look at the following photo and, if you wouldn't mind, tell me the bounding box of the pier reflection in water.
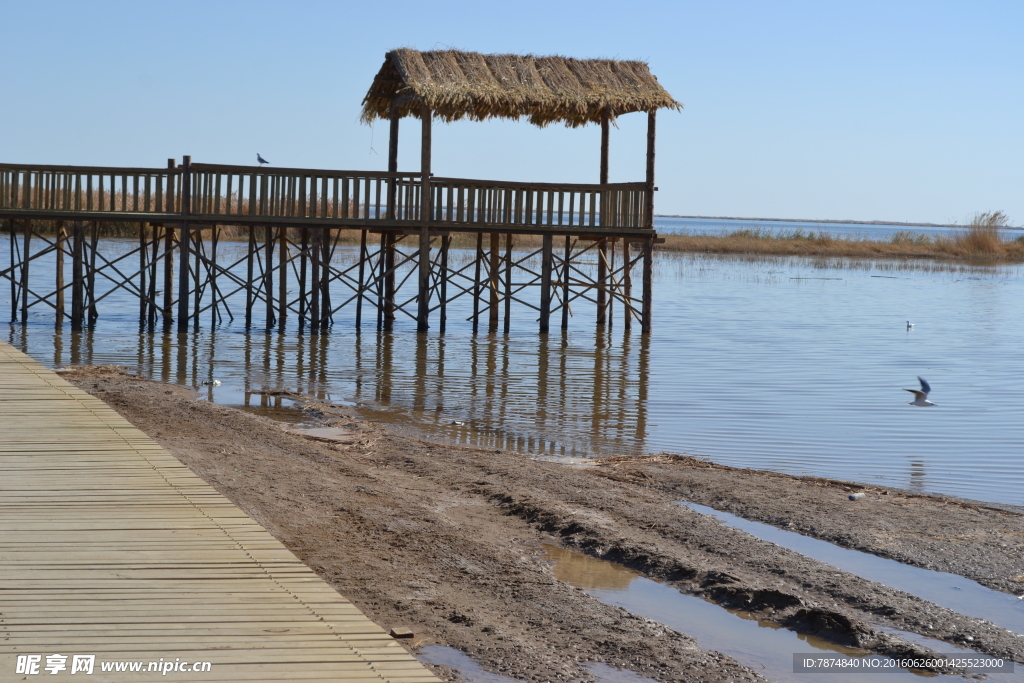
[9,239,1024,506]
[15,324,650,460]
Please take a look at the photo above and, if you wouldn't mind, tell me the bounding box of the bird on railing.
[257,153,269,167]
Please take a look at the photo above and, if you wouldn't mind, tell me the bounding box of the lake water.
[3,233,1023,508]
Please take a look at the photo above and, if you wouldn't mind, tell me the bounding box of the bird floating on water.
[256,153,269,166]
[906,320,914,330]
[904,376,937,407]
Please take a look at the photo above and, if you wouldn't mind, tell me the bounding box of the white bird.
[904,376,937,407]
[256,153,269,166]
[906,320,914,330]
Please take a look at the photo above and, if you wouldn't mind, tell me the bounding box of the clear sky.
[1,1,1020,225]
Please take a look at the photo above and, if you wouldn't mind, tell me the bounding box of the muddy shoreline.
[63,367,1024,682]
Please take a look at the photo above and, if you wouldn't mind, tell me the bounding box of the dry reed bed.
[660,212,1023,264]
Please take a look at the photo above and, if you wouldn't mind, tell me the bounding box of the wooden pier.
[0,49,679,336]
[0,340,439,682]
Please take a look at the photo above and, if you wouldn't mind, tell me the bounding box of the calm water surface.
[3,235,1022,507]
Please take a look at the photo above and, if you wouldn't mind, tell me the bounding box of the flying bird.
[256,153,269,166]
[904,376,937,407]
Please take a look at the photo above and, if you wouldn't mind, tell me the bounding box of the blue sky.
[1,1,1020,224]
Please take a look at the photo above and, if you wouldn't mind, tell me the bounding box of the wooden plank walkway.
[0,341,439,682]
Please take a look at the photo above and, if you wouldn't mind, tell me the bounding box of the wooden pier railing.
[0,162,650,232]
[1,158,657,335]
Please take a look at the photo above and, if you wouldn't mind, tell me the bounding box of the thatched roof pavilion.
[362,49,674,335]
[361,48,681,128]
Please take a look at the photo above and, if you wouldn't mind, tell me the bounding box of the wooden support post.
[645,110,656,229]
[597,238,607,326]
[55,221,65,323]
[488,233,500,333]
[561,236,571,331]
[439,235,450,334]
[608,238,615,331]
[503,234,513,334]
[7,221,14,324]
[71,221,84,331]
[385,102,399,331]
[355,229,367,327]
[265,226,275,330]
[176,156,192,333]
[163,160,176,328]
[387,104,400,219]
[163,233,174,328]
[623,239,632,331]
[310,227,320,332]
[375,232,385,330]
[472,233,483,334]
[598,116,611,327]
[319,227,331,329]
[539,233,553,333]
[148,224,159,329]
[642,110,656,334]
[139,222,148,324]
[383,232,396,331]
[642,237,653,334]
[600,115,610,185]
[298,227,308,330]
[192,225,200,332]
[417,103,432,332]
[210,225,219,326]
[245,227,256,328]
[20,220,31,323]
[87,222,98,326]
[278,225,288,328]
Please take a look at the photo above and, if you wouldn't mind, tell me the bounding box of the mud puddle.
[418,646,659,683]
[679,502,1024,635]
[540,543,991,683]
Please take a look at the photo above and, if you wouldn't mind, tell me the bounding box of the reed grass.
[658,213,1023,264]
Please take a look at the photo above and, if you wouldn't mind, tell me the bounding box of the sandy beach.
[63,366,1024,682]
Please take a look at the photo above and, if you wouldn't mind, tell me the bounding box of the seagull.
[256,153,269,166]
[906,320,914,330]
[904,376,937,407]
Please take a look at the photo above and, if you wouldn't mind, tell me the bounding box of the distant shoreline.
[653,215,1022,230]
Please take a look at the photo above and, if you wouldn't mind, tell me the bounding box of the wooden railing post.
[176,156,192,333]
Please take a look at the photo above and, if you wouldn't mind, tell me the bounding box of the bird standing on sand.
[904,377,937,407]
[257,153,269,166]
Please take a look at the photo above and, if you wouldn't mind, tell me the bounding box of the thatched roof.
[361,49,682,128]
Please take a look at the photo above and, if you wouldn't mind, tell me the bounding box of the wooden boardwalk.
[0,341,439,682]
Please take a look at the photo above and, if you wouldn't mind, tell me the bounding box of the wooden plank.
[0,342,439,683]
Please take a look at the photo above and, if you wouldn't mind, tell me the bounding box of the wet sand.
[63,367,1024,682]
